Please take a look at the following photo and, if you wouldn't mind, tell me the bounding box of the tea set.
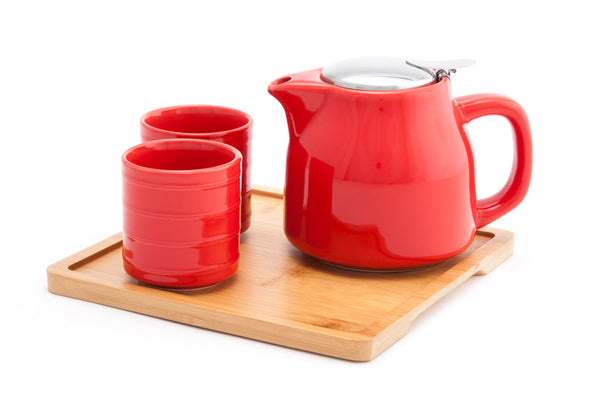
[121,56,532,289]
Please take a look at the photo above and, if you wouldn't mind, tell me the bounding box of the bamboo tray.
[47,186,514,361]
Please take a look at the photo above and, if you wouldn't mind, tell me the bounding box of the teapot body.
[274,70,478,269]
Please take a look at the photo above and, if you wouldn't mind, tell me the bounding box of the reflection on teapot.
[269,57,532,270]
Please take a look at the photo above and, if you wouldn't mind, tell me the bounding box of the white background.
[1,1,599,400]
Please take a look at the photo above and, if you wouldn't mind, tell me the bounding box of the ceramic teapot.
[268,57,532,270]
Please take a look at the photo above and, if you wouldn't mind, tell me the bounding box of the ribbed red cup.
[140,105,252,232]
[122,139,242,289]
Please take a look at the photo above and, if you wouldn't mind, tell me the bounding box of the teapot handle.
[455,94,533,228]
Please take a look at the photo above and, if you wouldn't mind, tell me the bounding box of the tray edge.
[367,228,514,360]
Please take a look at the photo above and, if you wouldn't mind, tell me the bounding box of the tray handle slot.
[68,240,123,270]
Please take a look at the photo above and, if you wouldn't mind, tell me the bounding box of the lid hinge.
[407,59,476,82]
[435,68,455,82]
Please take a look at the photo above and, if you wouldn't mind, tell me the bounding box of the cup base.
[136,280,224,292]
[123,259,238,291]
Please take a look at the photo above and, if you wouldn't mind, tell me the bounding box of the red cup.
[140,105,253,232]
[122,139,242,290]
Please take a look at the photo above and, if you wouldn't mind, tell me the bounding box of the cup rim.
[140,104,253,138]
[122,138,242,176]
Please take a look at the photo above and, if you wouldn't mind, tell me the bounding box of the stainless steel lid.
[321,57,475,91]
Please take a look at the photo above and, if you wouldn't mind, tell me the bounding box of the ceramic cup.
[140,105,253,232]
[122,139,242,290]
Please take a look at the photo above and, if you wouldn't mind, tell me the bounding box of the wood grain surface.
[47,186,514,361]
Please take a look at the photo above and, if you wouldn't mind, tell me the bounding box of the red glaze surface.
[122,139,242,289]
[140,105,253,232]
[455,94,533,228]
[268,68,532,269]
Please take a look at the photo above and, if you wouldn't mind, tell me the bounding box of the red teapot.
[268,57,532,270]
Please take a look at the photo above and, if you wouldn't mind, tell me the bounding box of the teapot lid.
[321,57,475,91]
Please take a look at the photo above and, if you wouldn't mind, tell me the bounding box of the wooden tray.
[47,186,514,361]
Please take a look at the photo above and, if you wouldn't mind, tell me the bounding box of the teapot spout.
[268,69,328,137]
